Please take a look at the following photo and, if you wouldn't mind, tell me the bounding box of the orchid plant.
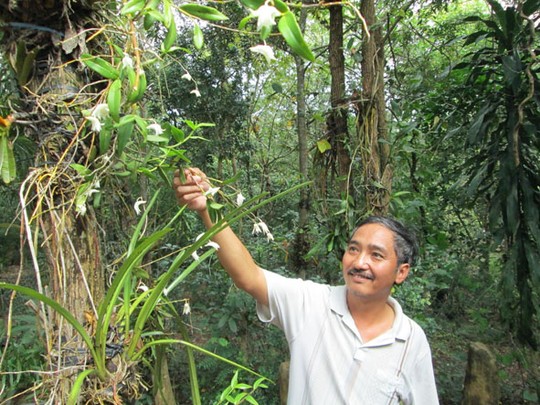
[1,0,313,402]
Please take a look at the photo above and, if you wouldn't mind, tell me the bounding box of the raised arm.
[173,168,268,306]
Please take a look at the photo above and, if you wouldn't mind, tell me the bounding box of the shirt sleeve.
[406,326,440,405]
[256,269,328,342]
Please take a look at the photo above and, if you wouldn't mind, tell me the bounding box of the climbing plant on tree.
[0,0,314,402]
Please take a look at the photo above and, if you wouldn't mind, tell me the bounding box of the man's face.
[341,223,409,302]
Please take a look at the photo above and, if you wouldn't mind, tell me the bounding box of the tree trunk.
[42,208,105,397]
[0,0,105,399]
[292,7,310,279]
[154,345,177,404]
[327,1,351,197]
[357,0,392,215]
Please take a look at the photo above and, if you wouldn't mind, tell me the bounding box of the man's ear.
[395,263,410,285]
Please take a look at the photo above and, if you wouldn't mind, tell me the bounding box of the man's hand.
[173,168,210,213]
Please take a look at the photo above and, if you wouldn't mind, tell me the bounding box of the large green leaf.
[179,4,228,21]
[107,79,122,122]
[81,54,119,80]
[0,135,16,184]
[95,227,171,364]
[240,0,289,12]
[278,11,315,62]
[120,0,145,15]
[163,20,177,52]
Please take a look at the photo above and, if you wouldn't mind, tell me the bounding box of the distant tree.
[355,0,393,215]
[452,0,540,348]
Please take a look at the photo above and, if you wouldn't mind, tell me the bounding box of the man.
[173,168,439,404]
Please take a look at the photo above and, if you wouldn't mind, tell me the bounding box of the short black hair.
[352,216,419,266]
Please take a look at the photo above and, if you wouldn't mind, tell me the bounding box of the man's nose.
[353,254,369,268]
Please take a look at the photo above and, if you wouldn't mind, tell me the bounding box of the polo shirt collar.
[329,287,411,343]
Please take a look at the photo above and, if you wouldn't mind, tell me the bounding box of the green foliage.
[0,314,45,398]
[2,0,539,403]
[451,0,540,348]
[218,370,269,404]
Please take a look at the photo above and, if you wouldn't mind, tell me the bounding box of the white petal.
[138,283,149,292]
[236,193,246,206]
[183,301,191,315]
[92,103,110,119]
[147,123,164,135]
[204,187,220,197]
[257,221,270,235]
[192,251,200,261]
[252,223,262,235]
[181,72,192,81]
[122,55,134,69]
[134,197,146,215]
[87,116,102,132]
[206,241,220,250]
[249,45,276,63]
[252,3,281,31]
[77,202,87,216]
[190,89,201,97]
[266,232,274,242]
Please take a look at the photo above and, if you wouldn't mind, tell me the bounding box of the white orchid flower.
[183,301,191,315]
[92,103,110,119]
[257,221,270,235]
[147,123,164,135]
[190,89,201,97]
[249,44,276,63]
[87,116,102,132]
[181,72,192,81]
[236,192,246,206]
[77,203,87,216]
[134,197,146,215]
[122,54,134,69]
[204,187,220,197]
[138,283,149,292]
[206,241,220,251]
[252,1,281,32]
[252,220,274,242]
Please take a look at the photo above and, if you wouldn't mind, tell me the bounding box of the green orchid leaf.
[163,21,178,52]
[120,0,145,15]
[107,79,122,122]
[278,12,315,62]
[179,4,229,21]
[193,24,204,49]
[99,129,112,155]
[0,282,102,376]
[68,369,96,405]
[81,54,119,80]
[0,136,16,184]
[116,120,135,156]
[238,15,253,30]
[239,0,264,10]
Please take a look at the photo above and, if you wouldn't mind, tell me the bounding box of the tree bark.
[327,1,351,197]
[357,0,392,215]
[0,0,105,399]
[292,7,310,278]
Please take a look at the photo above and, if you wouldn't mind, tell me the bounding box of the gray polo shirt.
[256,270,439,405]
